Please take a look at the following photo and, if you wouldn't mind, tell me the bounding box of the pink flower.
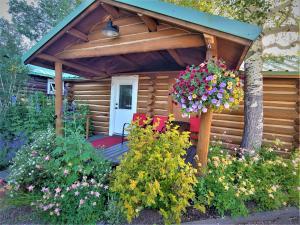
[27,185,34,192]
[75,191,80,196]
[54,208,60,216]
[202,107,208,113]
[63,169,69,176]
[224,102,230,109]
[55,187,61,193]
[41,187,49,193]
[44,155,50,161]
[71,184,77,189]
[79,199,85,205]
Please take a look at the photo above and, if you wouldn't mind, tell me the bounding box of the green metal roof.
[22,0,262,63]
[28,65,80,80]
[22,0,96,63]
[115,0,261,40]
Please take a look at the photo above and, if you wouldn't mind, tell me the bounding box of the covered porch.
[22,0,261,167]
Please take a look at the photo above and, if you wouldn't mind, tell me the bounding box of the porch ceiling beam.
[167,49,186,67]
[101,2,120,18]
[100,0,251,46]
[24,0,101,64]
[36,53,106,77]
[56,33,205,59]
[138,13,157,32]
[67,28,88,42]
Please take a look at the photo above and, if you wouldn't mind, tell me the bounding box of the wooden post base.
[196,109,213,173]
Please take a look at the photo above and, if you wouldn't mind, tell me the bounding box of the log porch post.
[196,34,218,172]
[55,62,63,136]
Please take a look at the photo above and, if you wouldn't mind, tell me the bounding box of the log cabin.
[22,0,299,156]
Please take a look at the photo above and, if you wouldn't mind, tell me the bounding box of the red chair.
[189,116,201,140]
[152,115,168,133]
[122,113,147,144]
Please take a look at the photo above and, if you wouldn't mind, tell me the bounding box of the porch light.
[102,19,119,37]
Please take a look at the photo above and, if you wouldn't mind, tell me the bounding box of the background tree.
[8,0,83,43]
[0,18,27,114]
[164,0,298,150]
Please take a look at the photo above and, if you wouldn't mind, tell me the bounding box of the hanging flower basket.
[170,59,243,117]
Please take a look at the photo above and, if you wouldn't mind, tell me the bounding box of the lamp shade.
[101,19,119,37]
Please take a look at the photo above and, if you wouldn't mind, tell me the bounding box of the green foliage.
[104,193,127,225]
[64,104,93,137]
[8,0,83,42]
[194,144,300,217]
[163,0,271,25]
[111,117,197,225]
[8,128,112,225]
[8,128,56,192]
[0,18,28,114]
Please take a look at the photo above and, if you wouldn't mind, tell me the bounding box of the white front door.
[109,76,138,135]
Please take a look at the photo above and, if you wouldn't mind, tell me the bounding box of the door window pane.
[119,85,132,109]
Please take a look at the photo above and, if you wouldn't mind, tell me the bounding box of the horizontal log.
[57,33,204,59]
[75,95,110,101]
[76,100,110,106]
[73,90,110,95]
[264,79,297,85]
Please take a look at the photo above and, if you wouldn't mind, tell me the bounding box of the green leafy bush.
[194,144,300,217]
[8,129,111,224]
[8,128,56,192]
[111,117,197,225]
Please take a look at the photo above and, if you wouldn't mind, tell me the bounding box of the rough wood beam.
[203,34,218,58]
[57,33,205,59]
[138,13,157,32]
[101,2,119,18]
[196,34,218,172]
[67,28,88,42]
[167,49,185,67]
[101,0,252,46]
[36,54,106,77]
[55,62,63,136]
[235,45,250,70]
[24,1,101,64]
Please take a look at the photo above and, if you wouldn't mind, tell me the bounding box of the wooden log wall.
[137,73,299,153]
[69,78,111,134]
[69,73,299,153]
[26,75,48,94]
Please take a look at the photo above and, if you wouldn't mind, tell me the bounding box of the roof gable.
[115,0,261,41]
[22,0,261,64]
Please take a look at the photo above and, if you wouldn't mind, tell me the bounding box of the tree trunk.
[241,40,263,151]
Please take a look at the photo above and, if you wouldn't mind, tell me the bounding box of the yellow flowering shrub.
[111,116,197,225]
[194,144,300,217]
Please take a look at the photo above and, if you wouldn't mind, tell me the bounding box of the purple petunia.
[202,95,207,101]
[211,99,217,104]
[181,104,187,109]
[188,95,193,100]
[220,82,226,88]
[229,97,234,102]
[217,93,223,99]
[202,107,208,113]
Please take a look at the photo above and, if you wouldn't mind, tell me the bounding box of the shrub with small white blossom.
[194,143,300,217]
[8,129,112,224]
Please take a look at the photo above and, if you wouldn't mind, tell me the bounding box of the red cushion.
[132,113,147,126]
[153,115,168,132]
[189,116,201,133]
